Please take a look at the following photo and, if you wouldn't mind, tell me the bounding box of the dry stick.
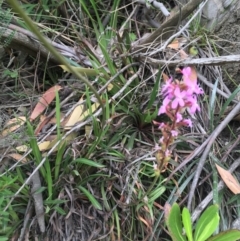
[166,135,211,183]
[187,102,240,211]
[191,157,240,222]
[145,55,240,66]
[30,168,45,233]
[197,73,237,103]
[132,0,204,52]
[18,199,33,241]
[1,26,90,65]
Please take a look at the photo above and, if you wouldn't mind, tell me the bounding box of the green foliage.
[166,203,240,241]
[0,1,15,47]
[78,186,102,210]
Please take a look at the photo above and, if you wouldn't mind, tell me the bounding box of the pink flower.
[171,130,178,137]
[184,78,204,96]
[176,112,183,122]
[182,67,204,96]
[162,78,173,95]
[187,96,201,113]
[158,97,171,115]
[182,67,191,77]
[183,119,192,127]
[171,87,186,109]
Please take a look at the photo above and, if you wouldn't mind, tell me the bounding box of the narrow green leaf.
[126,132,136,151]
[182,207,193,241]
[33,186,47,194]
[149,186,166,203]
[54,142,67,182]
[53,206,66,215]
[74,158,105,168]
[166,203,187,241]
[217,86,240,123]
[26,121,46,179]
[194,205,219,241]
[147,70,161,109]
[78,186,102,210]
[207,230,240,241]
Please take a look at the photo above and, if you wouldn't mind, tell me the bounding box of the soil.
[216,10,240,88]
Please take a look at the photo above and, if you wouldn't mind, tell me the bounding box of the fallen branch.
[1,25,90,66]
[144,55,240,66]
[30,169,45,233]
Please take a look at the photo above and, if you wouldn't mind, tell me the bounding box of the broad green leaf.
[0,237,8,241]
[74,158,105,168]
[182,207,193,241]
[196,214,219,241]
[194,205,219,241]
[78,186,102,210]
[207,229,240,241]
[166,203,187,241]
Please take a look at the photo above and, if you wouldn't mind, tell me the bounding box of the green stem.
[7,0,105,124]
[143,174,159,201]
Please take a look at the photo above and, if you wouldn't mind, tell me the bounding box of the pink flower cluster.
[154,67,204,171]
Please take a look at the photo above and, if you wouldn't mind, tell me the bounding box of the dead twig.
[30,168,45,233]
[144,55,240,66]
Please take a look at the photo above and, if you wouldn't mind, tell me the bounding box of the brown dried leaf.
[1,116,26,136]
[162,73,170,82]
[64,97,84,130]
[16,145,28,152]
[64,102,100,130]
[179,49,189,59]
[216,164,240,194]
[189,66,198,81]
[38,132,77,152]
[8,153,28,163]
[167,39,180,50]
[164,202,172,221]
[30,85,62,121]
[34,115,50,135]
